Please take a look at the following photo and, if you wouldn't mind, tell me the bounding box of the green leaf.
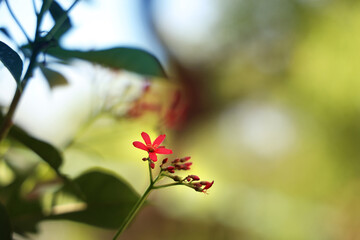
[47,1,72,40]
[0,202,13,240]
[6,191,43,234]
[47,47,167,78]
[0,173,44,235]
[50,169,139,229]
[8,126,63,171]
[40,65,68,88]
[0,112,62,171]
[0,41,23,86]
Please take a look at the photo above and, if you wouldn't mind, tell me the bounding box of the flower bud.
[180,156,191,162]
[188,175,200,181]
[150,162,155,169]
[162,158,168,164]
[203,181,214,191]
[173,176,182,182]
[166,166,175,173]
[184,162,192,167]
[171,158,180,164]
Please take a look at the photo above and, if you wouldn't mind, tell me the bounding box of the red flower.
[133,132,173,162]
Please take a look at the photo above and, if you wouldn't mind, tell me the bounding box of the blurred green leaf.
[40,65,68,88]
[0,173,44,235]
[47,1,72,40]
[47,47,167,78]
[6,191,43,234]
[0,112,63,171]
[0,41,23,86]
[0,202,12,240]
[50,169,139,229]
[9,126,63,171]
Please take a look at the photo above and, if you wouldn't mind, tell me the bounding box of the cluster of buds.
[134,132,214,193]
[160,156,214,193]
[161,156,192,173]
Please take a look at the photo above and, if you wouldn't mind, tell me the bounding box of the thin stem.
[0,47,39,143]
[32,0,38,16]
[4,0,31,42]
[36,0,54,38]
[112,166,166,239]
[112,184,153,240]
[148,160,153,183]
[153,182,183,189]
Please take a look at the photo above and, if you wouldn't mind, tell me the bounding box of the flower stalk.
[112,179,154,240]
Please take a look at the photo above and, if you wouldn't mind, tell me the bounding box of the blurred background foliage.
[1,0,360,239]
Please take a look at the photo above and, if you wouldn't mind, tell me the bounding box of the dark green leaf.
[1,107,62,171]
[0,109,63,171]
[47,47,167,78]
[6,192,43,234]
[40,65,68,88]
[50,169,139,229]
[0,202,12,240]
[0,41,23,86]
[0,174,44,234]
[47,1,72,40]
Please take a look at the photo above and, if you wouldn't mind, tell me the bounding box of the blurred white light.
[219,100,297,159]
[153,0,219,61]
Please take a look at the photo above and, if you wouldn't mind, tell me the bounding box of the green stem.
[112,162,165,239]
[32,0,38,16]
[148,160,153,183]
[4,0,31,42]
[112,184,153,240]
[0,47,39,143]
[153,182,183,189]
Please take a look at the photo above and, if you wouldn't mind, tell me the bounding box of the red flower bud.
[188,175,200,181]
[166,166,175,173]
[203,181,214,191]
[162,158,168,164]
[150,162,155,169]
[180,156,191,162]
[171,158,180,164]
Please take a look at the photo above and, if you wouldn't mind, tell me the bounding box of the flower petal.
[149,152,158,162]
[153,134,166,147]
[141,132,152,145]
[155,147,173,154]
[133,141,148,151]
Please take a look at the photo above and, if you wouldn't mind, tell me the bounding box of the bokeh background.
[1,0,360,239]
